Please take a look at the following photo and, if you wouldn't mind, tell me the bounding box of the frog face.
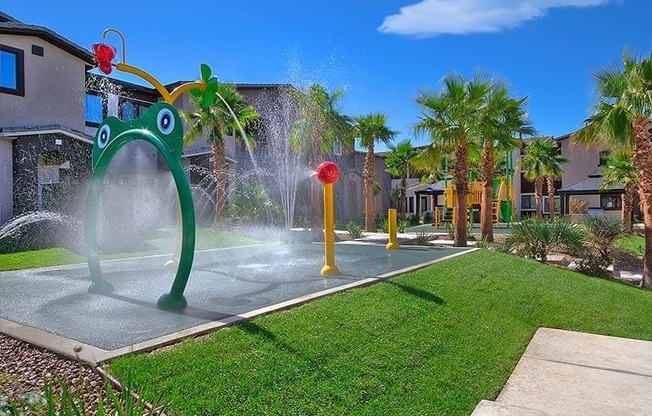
[92,102,183,167]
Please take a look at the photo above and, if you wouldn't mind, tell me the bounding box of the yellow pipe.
[320,183,339,276]
[386,208,400,250]
[116,62,205,104]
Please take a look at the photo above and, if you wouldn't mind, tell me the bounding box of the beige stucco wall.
[559,139,602,188]
[0,139,13,225]
[0,35,87,130]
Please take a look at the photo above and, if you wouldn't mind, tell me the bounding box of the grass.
[108,250,652,416]
[0,228,262,271]
[0,247,85,271]
[614,234,645,257]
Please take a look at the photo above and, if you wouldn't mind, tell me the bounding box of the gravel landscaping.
[0,334,105,414]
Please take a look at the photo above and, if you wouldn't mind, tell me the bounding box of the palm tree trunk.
[547,176,556,220]
[623,182,634,233]
[212,140,228,225]
[454,138,469,247]
[364,142,377,232]
[534,177,544,219]
[480,142,494,242]
[632,117,652,288]
[400,177,407,219]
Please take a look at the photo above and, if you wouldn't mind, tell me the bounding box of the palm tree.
[478,84,534,242]
[572,51,652,289]
[601,150,638,232]
[519,138,566,219]
[353,113,398,231]
[415,73,492,247]
[182,83,259,224]
[289,84,353,236]
[385,140,416,220]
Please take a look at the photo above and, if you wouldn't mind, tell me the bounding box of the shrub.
[377,215,389,233]
[1,378,168,415]
[407,215,420,226]
[227,180,282,226]
[576,252,612,279]
[414,231,434,246]
[346,221,364,239]
[503,218,585,263]
[398,218,410,233]
[582,215,624,261]
[422,211,433,224]
[444,222,455,240]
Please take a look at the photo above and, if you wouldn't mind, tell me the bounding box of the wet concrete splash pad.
[0,243,472,362]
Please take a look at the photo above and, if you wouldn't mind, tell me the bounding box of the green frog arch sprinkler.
[86,29,218,309]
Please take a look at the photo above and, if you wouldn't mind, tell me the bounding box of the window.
[542,196,561,214]
[408,196,414,214]
[420,196,428,212]
[521,194,535,210]
[0,45,24,96]
[120,100,137,121]
[85,93,105,126]
[600,194,621,210]
[332,141,342,156]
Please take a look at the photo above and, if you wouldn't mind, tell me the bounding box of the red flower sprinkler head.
[92,43,116,74]
[316,161,340,185]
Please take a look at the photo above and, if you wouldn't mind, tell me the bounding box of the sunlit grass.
[109,250,652,416]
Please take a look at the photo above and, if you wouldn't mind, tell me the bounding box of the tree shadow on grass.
[385,280,445,305]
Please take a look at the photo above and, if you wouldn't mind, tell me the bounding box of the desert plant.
[414,231,434,245]
[398,218,411,233]
[422,211,433,224]
[503,218,586,263]
[583,215,624,262]
[346,221,364,239]
[377,215,389,233]
[576,252,612,279]
[444,222,455,240]
[1,378,168,416]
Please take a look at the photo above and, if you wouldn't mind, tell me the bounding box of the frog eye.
[97,125,110,148]
[157,108,175,135]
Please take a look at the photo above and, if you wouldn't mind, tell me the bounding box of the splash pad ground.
[0,242,473,364]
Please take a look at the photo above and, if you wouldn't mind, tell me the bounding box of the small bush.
[503,218,585,263]
[444,222,455,240]
[377,215,389,233]
[398,218,410,233]
[414,231,434,246]
[346,221,364,239]
[407,215,420,226]
[576,252,612,279]
[422,211,433,224]
[582,215,624,261]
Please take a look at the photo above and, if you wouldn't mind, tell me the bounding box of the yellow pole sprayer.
[316,161,340,276]
[386,208,400,250]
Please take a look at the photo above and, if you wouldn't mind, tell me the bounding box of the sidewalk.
[472,328,652,415]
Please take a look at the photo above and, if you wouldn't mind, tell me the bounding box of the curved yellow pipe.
[115,62,206,104]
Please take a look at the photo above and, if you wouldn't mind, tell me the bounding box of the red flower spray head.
[92,43,116,75]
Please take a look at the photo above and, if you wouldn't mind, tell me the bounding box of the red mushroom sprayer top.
[316,161,340,185]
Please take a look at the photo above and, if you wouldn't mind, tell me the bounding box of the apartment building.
[0,12,389,227]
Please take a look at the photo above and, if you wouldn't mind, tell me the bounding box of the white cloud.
[378,0,612,37]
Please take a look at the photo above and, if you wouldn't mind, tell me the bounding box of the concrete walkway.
[472,328,652,415]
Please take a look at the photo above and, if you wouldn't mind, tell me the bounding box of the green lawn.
[0,228,262,271]
[108,250,652,416]
[614,234,645,257]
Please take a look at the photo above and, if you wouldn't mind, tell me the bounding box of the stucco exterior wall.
[0,35,87,130]
[560,139,602,188]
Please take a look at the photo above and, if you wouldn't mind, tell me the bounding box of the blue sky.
[3,0,651,150]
